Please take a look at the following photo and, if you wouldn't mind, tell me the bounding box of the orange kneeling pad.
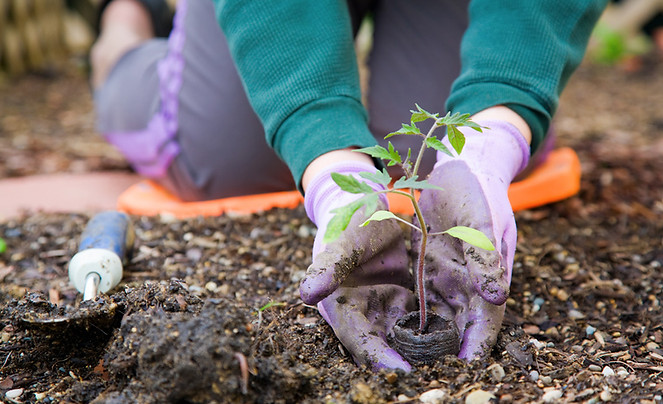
[117,147,581,218]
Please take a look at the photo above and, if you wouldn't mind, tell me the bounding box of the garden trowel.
[17,211,134,331]
[68,210,134,301]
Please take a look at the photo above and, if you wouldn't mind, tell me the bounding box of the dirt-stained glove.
[300,161,415,371]
[415,120,530,360]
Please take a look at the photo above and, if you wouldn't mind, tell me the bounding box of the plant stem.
[410,188,429,331]
[409,120,442,332]
[411,119,440,179]
[416,232,428,331]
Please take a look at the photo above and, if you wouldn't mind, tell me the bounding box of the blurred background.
[0,0,661,181]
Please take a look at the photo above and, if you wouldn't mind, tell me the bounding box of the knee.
[91,0,154,89]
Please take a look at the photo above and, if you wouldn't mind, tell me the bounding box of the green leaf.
[359,169,392,187]
[393,176,444,191]
[323,200,363,243]
[331,172,374,194]
[360,210,400,226]
[356,145,390,159]
[446,125,466,155]
[424,136,453,157]
[437,111,472,127]
[400,148,413,174]
[386,123,422,138]
[443,226,495,251]
[465,121,485,133]
[356,142,402,166]
[323,195,379,243]
[0,237,5,254]
[410,104,439,123]
[386,142,402,166]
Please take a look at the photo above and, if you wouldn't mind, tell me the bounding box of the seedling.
[258,301,286,312]
[325,105,495,332]
[254,300,287,328]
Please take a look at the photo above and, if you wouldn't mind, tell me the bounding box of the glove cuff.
[436,120,530,181]
[304,161,387,227]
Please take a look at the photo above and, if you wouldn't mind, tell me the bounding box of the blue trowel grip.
[79,211,134,261]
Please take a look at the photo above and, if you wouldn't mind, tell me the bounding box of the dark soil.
[1,55,663,403]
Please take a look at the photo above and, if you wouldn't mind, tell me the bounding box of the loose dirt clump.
[1,59,663,402]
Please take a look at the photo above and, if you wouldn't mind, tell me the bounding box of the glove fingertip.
[458,330,495,361]
[470,266,510,305]
[366,349,412,373]
[299,263,336,304]
[478,283,509,306]
[457,302,504,360]
[299,279,325,305]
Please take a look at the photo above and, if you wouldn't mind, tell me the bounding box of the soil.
[1,53,663,403]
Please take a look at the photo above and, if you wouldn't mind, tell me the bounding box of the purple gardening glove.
[415,120,530,360]
[300,161,415,372]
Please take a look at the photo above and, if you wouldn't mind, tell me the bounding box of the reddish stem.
[410,189,429,332]
[417,232,427,331]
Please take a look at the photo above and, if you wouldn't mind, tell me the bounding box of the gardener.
[91,0,608,371]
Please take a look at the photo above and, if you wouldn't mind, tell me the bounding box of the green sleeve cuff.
[446,1,608,154]
[277,96,378,191]
[446,82,550,154]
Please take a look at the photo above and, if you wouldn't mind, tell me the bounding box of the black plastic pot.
[391,311,460,365]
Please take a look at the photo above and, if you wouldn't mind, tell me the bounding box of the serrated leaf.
[443,226,495,251]
[437,111,472,127]
[331,172,374,194]
[359,169,391,187]
[410,104,440,123]
[356,142,402,166]
[393,176,444,191]
[360,210,400,227]
[465,121,485,132]
[386,141,402,166]
[386,123,422,138]
[355,145,391,160]
[446,125,466,155]
[323,195,380,243]
[425,136,453,157]
[323,201,362,243]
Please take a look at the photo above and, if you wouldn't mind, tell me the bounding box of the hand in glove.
[300,161,415,371]
[415,120,529,360]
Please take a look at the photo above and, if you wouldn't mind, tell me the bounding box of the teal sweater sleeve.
[214,0,376,191]
[446,0,608,153]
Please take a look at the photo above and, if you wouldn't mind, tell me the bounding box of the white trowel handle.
[68,211,134,299]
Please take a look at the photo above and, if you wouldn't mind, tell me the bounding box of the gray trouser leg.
[95,0,294,202]
[168,0,294,201]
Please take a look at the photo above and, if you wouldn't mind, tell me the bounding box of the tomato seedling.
[325,105,495,331]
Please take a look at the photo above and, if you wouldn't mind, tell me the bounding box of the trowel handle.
[79,211,134,258]
[68,211,134,297]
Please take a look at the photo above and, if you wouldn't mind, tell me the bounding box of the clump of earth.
[1,58,663,402]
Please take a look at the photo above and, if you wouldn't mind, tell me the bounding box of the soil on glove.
[1,56,663,403]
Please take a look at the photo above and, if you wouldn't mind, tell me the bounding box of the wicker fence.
[0,0,73,76]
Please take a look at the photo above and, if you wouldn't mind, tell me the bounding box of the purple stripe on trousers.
[104,0,188,178]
